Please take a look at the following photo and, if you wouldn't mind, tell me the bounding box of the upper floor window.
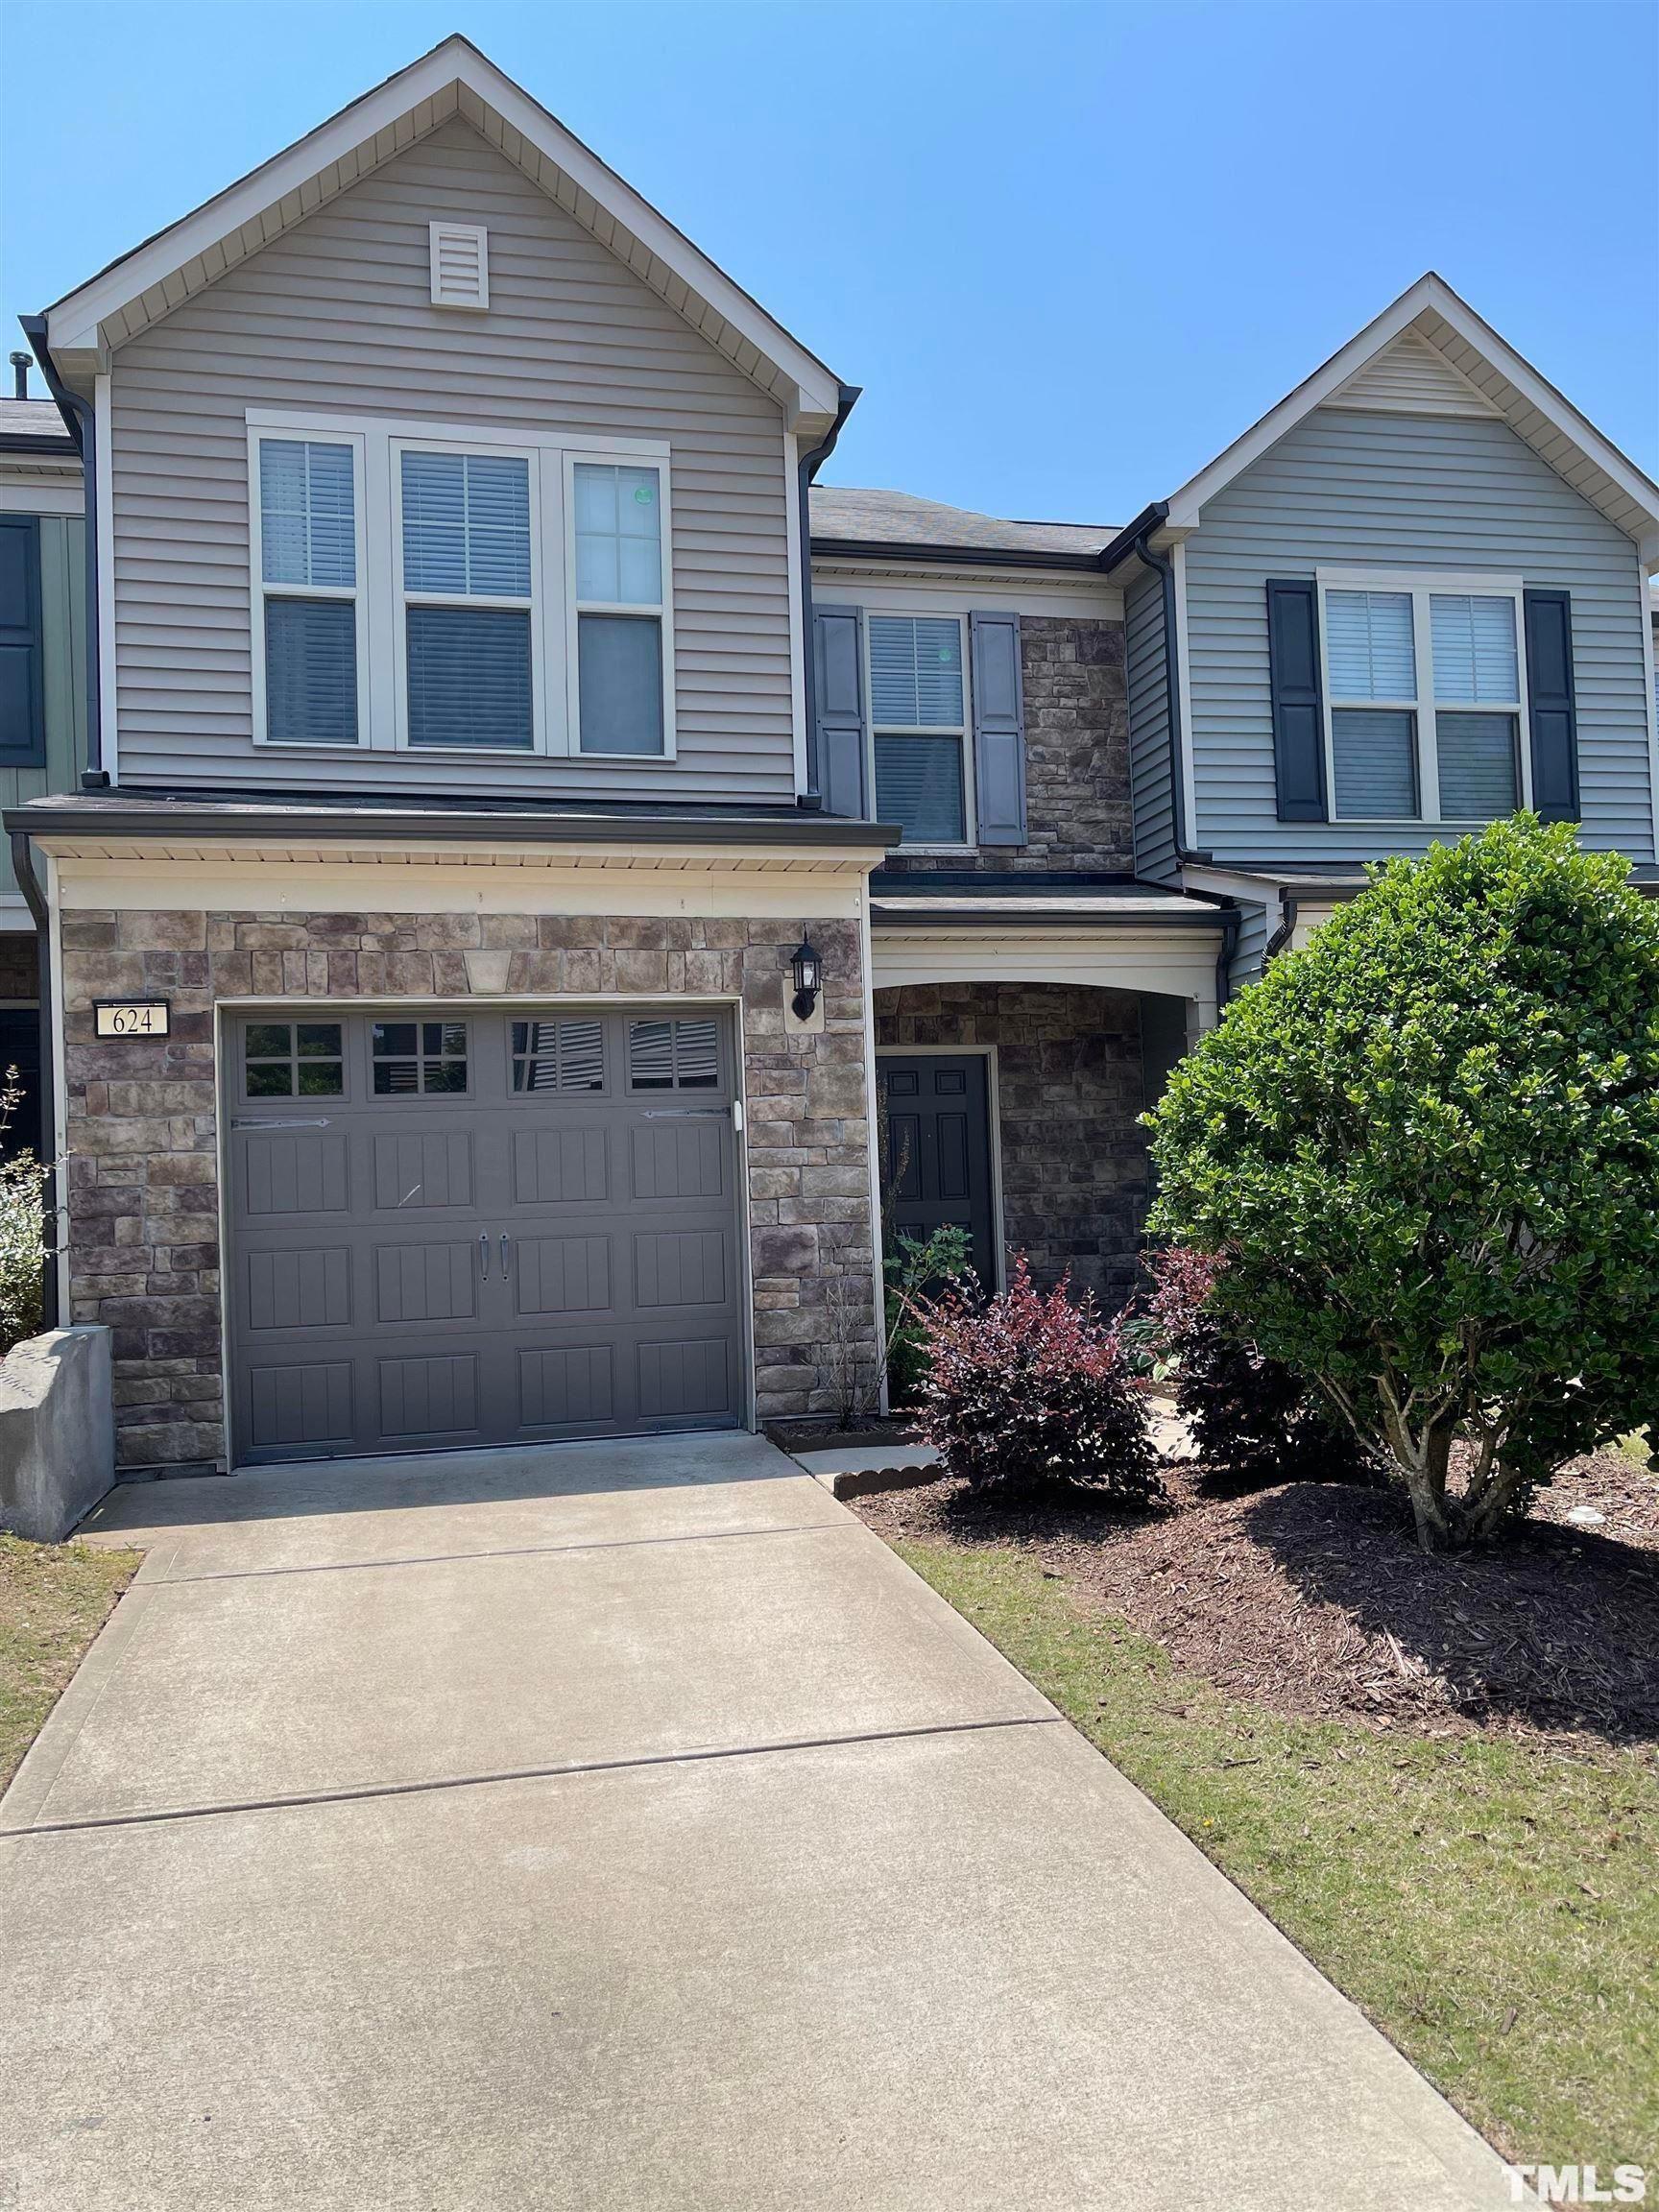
[869,613,970,846]
[254,438,365,748]
[572,462,666,757]
[247,416,673,760]
[399,447,536,751]
[1320,573,1526,823]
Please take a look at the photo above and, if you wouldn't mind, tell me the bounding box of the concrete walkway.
[0,1433,1520,2210]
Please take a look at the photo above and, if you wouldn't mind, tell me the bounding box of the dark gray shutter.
[1523,589,1579,822]
[0,517,45,769]
[1266,580,1327,822]
[969,610,1026,846]
[813,605,868,818]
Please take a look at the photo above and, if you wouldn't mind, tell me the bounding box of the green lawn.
[0,1533,140,1794]
[891,1536,1658,2175]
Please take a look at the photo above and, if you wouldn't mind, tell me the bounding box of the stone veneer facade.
[875,980,1150,1308]
[879,615,1132,876]
[60,904,877,1471]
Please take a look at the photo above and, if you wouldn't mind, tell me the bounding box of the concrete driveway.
[1,1433,1520,2211]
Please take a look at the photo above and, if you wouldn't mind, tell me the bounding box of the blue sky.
[3,1,1654,526]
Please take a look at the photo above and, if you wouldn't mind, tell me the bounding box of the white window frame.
[391,434,547,758]
[245,409,673,760]
[247,426,371,751]
[1316,567,1531,825]
[865,610,975,853]
[563,448,678,761]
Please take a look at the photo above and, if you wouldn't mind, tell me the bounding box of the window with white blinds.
[868,614,970,846]
[253,436,363,746]
[1431,593,1521,818]
[400,449,534,751]
[247,418,676,759]
[1320,576,1527,823]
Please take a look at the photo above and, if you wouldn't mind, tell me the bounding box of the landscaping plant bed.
[854,1449,1659,1752]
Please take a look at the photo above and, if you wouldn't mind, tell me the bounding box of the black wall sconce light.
[790,933,823,1021]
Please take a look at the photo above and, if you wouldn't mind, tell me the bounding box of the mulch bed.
[854,1450,1659,1751]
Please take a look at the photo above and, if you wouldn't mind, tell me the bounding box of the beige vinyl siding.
[108,116,795,804]
[1184,409,1656,862]
[1125,565,1178,882]
[0,513,86,904]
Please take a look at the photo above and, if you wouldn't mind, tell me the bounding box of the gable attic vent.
[429,222,490,311]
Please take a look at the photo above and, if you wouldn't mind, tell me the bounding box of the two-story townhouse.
[12,36,904,1476]
[10,37,1658,1481]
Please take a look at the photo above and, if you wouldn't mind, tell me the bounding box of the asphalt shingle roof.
[809,486,1116,560]
[0,397,74,445]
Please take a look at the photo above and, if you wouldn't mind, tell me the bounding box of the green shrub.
[1145,817,1659,1549]
[1132,1246,1373,1489]
[883,1222,974,1408]
[0,1074,46,1358]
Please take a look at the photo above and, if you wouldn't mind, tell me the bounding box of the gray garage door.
[225,1006,744,1466]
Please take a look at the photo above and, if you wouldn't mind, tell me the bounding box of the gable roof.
[40,36,846,436]
[810,487,1117,565]
[1157,273,1659,562]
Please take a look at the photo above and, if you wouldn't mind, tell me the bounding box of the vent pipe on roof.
[8,353,29,401]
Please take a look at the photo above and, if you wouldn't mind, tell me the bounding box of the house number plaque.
[94,999,172,1040]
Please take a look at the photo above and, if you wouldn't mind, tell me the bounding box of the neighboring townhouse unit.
[0,369,85,1161]
[10,36,1658,1478]
[1100,282,1659,986]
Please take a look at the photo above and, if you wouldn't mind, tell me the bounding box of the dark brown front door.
[877,1052,997,1292]
[225,1006,744,1465]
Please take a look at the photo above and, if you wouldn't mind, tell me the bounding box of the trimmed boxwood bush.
[1146,818,1659,1550]
[913,1256,1160,1503]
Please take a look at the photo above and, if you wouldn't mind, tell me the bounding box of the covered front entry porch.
[869,880,1230,1310]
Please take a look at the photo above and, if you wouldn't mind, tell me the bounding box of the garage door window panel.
[243,1021,345,1100]
[372,1021,469,1096]
[627,1017,720,1093]
[511,1018,607,1094]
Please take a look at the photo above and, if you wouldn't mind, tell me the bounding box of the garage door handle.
[479,1232,490,1280]
[500,1233,511,1279]
[640,1108,730,1119]
[231,1117,332,1130]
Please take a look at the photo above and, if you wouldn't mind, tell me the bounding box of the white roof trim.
[1164,273,1659,560]
[44,36,844,432]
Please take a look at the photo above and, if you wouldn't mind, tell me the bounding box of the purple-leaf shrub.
[913,1255,1161,1503]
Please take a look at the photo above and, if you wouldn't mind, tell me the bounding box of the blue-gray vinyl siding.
[1126,565,1178,882]
[1226,896,1272,997]
[1183,410,1656,862]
